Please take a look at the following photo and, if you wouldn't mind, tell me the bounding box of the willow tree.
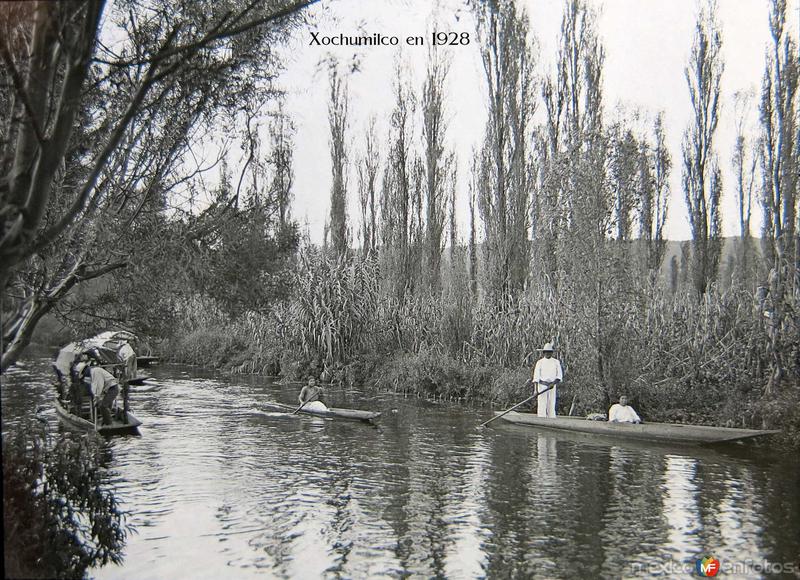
[0,0,317,372]
[473,0,536,301]
[682,0,724,297]
[327,59,350,257]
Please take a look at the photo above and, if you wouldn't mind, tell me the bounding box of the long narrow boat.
[263,402,381,424]
[495,412,779,446]
[54,397,142,435]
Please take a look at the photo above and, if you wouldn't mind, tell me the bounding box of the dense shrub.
[3,422,131,579]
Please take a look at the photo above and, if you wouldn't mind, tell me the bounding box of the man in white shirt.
[531,342,563,418]
[81,364,120,425]
[117,342,137,382]
[608,396,641,424]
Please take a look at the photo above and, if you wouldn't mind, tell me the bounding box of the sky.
[274,0,799,244]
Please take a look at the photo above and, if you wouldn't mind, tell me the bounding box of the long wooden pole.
[479,383,557,428]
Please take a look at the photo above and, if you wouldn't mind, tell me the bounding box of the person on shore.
[608,395,641,424]
[532,342,563,418]
[298,377,328,412]
[82,364,120,425]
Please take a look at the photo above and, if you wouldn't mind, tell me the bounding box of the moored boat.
[263,402,381,423]
[53,330,150,385]
[494,412,779,445]
[136,355,160,368]
[54,396,141,435]
[53,330,146,433]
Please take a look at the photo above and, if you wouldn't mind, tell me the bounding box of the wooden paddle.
[292,393,319,415]
[479,382,558,428]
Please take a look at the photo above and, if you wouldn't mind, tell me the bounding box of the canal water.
[2,352,799,579]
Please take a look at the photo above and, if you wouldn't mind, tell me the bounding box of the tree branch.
[0,41,46,145]
[93,0,319,68]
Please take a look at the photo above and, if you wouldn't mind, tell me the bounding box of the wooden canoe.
[54,397,142,435]
[263,402,381,423]
[494,412,779,445]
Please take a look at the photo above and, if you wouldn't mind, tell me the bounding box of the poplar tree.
[731,91,757,280]
[760,0,799,289]
[474,0,536,301]
[357,117,380,257]
[758,0,799,393]
[682,0,724,297]
[640,114,671,284]
[421,49,452,293]
[380,63,420,299]
[327,61,350,257]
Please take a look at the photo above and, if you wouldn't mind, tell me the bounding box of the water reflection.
[2,354,798,579]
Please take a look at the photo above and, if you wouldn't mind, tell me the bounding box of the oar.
[479,382,558,428]
[292,393,319,415]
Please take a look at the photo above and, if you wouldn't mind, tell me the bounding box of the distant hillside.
[660,237,765,283]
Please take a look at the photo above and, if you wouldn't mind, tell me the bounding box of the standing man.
[532,342,563,418]
[117,341,137,382]
[117,340,137,419]
[82,364,120,425]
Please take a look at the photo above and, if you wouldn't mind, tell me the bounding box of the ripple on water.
[2,356,798,580]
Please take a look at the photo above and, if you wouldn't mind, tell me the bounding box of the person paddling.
[298,377,328,412]
[608,395,641,424]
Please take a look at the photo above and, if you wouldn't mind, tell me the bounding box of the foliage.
[3,422,131,579]
[372,348,496,402]
[284,248,379,371]
[0,0,317,371]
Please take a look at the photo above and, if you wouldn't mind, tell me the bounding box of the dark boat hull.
[495,412,779,445]
[136,356,160,367]
[54,397,141,435]
[263,402,381,423]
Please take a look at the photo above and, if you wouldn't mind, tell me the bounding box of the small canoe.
[263,402,381,423]
[494,412,779,446]
[54,397,142,435]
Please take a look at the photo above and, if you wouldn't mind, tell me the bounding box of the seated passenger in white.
[608,395,641,424]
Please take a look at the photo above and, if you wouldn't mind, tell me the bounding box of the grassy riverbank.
[160,250,800,449]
